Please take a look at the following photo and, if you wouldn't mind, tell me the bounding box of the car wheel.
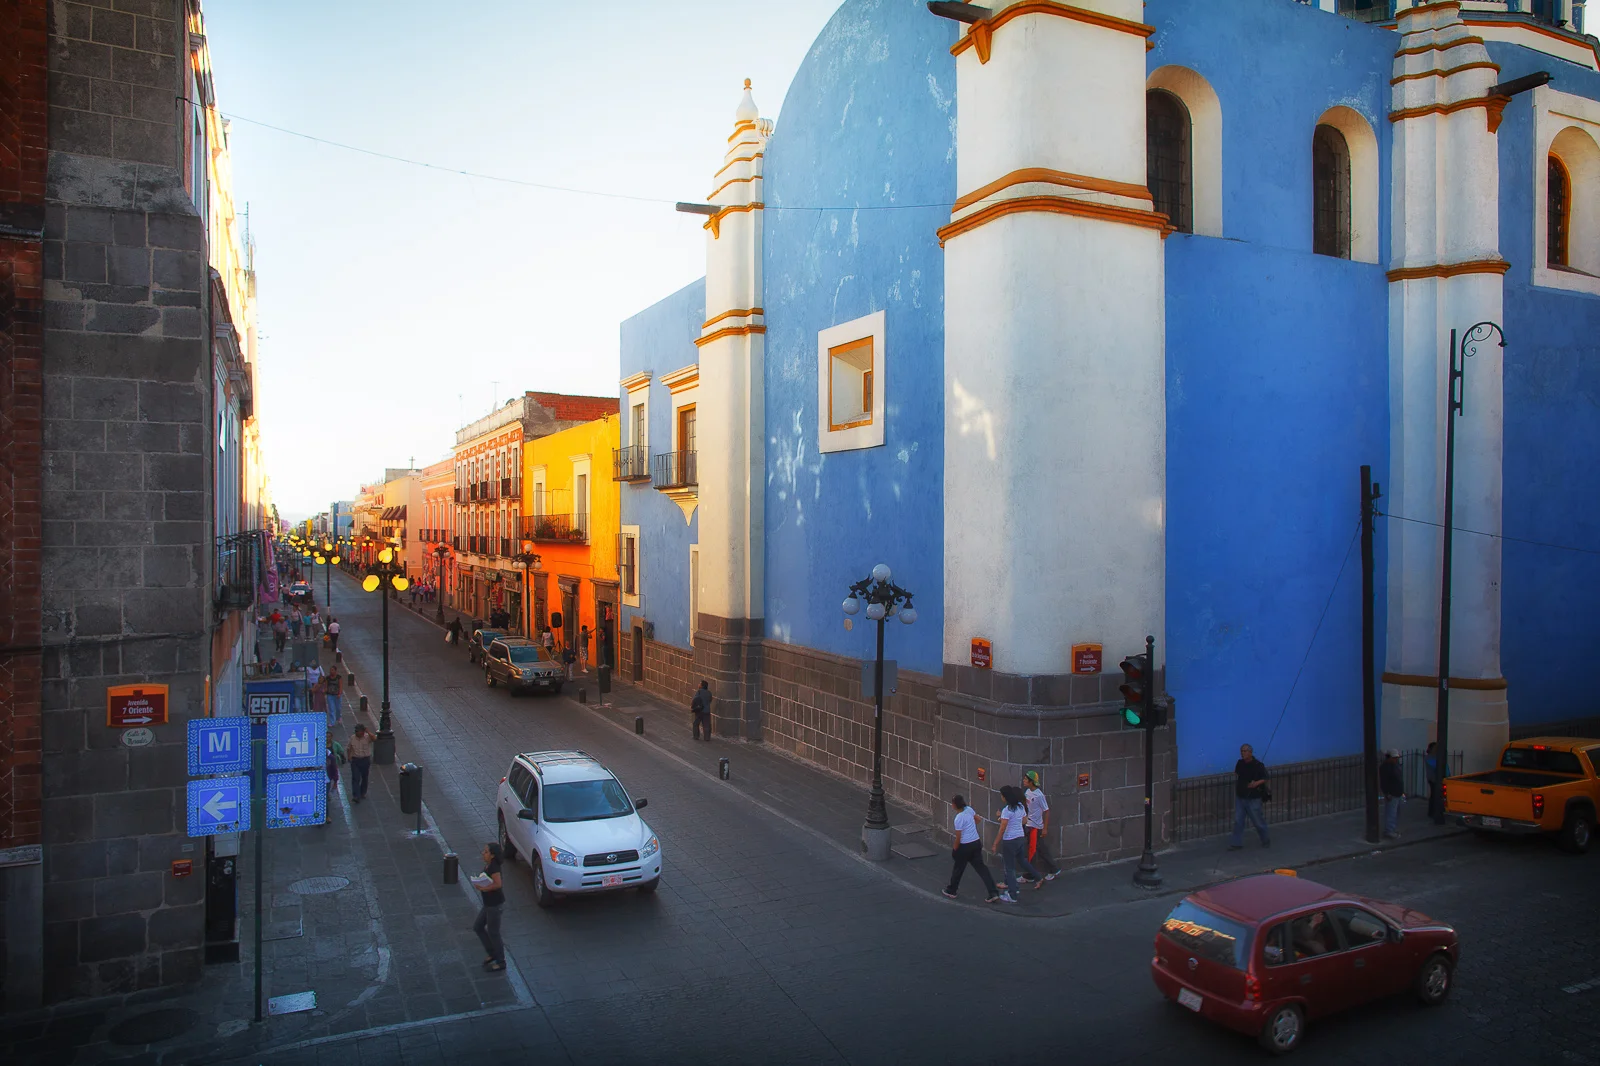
[637,876,660,895]
[1257,1003,1303,1055]
[532,860,557,908]
[485,668,496,688]
[497,814,517,863]
[1415,952,1453,1005]
[1558,809,1593,854]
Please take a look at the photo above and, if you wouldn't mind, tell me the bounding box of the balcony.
[613,445,650,482]
[652,450,697,490]
[522,513,590,545]
[213,532,261,611]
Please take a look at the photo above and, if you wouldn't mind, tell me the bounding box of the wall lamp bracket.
[927,1,992,23]
[1489,71,1552,98]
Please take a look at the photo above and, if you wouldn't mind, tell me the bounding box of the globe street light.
[842,563,916,861]
[318,540,340,607]
[432,543,451,622]
[510,540,542,636]
[362,544,409,765]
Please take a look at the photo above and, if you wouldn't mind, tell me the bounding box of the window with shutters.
[618,529,639,606]
[1549,155,1571,268]
[1146,89,1192,234]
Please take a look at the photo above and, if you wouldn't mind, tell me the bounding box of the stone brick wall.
[35,0,213,1003]
[635,635,696,710]
[0,0,51,1012]
[760,642,942,818]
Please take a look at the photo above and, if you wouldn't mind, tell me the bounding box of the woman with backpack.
[992,785,1042,903]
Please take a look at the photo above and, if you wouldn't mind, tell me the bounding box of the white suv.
[495,750,661,906]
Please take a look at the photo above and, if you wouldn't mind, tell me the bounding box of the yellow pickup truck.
[1445,738,1600,853]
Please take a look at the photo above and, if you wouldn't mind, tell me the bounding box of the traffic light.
[1119,653,1149,727]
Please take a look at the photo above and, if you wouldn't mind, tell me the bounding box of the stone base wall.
[759,642,942,818]
[634,636,696,710]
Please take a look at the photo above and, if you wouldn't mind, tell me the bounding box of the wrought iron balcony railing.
[522,513,591,545]
[652,450,697,490]
[613,445,650,481]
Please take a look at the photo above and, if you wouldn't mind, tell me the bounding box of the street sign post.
[186,776,251,836]
[187,718,251,776]
[265,771,326,829]
[107,683,169,727]
[245,679,298,716]
[265,713,324,772]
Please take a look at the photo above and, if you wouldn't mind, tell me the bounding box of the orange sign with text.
[970,638,992,669]
[106,684,169,728]
[1071,643,1103,675]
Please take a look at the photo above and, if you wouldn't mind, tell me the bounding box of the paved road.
[307,573,1600,1066]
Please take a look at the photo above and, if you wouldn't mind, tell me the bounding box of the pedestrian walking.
[305,607,321,640]
[1021,771,1060,880]
[310,676,328,721]
[347,723,374,803]
[540,626,554,655]
[304,660,323,691]
[448,616,462,646]
[324,668,344,724]
[992,785,1040,902]
[942,795,1001,903]
[561,643,576,681]
[1425,741,1440,807]
[325,736,345,793]
[290,607,303,638]
[1380,748,1406,838]
[471,843,506,972]
[272,613,288,652]
[1229,742,1272,849]
[326,617,340,653]
[578,625,590,674]
[690,680,712,741]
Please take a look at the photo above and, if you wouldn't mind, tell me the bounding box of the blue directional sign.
[187,776,251,836]
[266,770,326,828]
[245,679,298,717]
[187,718,251,776]
[266,713,325,771]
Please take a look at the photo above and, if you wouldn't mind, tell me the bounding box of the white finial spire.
[736,79,758,124]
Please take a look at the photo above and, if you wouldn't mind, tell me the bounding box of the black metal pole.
[866,613,888,831]
[1432,330,1459,825]
[1133,634,1162,888]
[1362,465,1380,844]
[252,730,265,1022]
[325,555,331,608]
[379,581,392,738]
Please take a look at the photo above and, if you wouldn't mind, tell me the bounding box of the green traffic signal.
[1122,705,1144,727]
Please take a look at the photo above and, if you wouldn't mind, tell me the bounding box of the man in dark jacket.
[1380,748,1406,838]
[447,616,463,646]
[1229,743,1271,850]
[690,680,712,741]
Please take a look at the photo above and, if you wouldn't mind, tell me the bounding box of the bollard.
[348,673,356,687]
[359,694,369,716]
[635,716,644,735]
[578,688,587,704]
[443,852,459,885]
[398,763,424,835]
[719,757,730,780]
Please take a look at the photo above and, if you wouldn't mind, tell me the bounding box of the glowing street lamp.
[361,544,410,765]
[841,562,916,860]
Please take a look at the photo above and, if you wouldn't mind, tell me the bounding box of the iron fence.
[1173,748,1463,842]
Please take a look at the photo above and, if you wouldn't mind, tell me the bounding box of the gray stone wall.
[37,0,213,1002]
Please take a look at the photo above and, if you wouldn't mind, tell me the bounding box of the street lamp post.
[510,541,542,636]
[362,543,409,766]
[319,541,340,608]
[1431,320,1505,824]
[432,544,450,623]
[842,563,917,861]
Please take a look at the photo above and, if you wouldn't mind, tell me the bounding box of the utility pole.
[1361,465,1382,844]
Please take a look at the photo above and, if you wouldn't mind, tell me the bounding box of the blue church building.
[614,0,1600,866]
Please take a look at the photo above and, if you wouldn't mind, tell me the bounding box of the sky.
[203,0,844,522]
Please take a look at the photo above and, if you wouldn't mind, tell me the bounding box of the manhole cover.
[108,1007,199,1046]
[287,876,350,895]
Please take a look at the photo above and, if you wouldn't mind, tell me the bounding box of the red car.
[1150,873,1458,1054]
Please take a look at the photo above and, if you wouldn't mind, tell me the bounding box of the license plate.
[601,874,624,887]
[1479,816,1502,828]
[1178,988,1203,1012]
[537,679,552,687]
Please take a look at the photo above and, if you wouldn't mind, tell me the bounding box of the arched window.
[1312,124,1351,259]
[1146,89,1192,234]
[1548,155,1570,268]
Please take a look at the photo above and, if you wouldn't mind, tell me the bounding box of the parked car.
[485,638,564,695]
[1151,873,1457,1055]
[495,750,661,906]
[1445,737,1599,853]
[288,582,313,604]
[467,628,505,666]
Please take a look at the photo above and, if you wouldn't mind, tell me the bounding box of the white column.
[696,82,768,626]
[1384,3,1508,771]
[943,1,1166,680]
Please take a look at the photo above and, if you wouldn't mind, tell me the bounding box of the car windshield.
[1500,746,1583,774]
[542,779,633,822]
[1160,900,1253,971]
[507,646,551,664]
[477,631,502,646]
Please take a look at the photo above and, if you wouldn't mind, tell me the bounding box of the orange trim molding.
[1390,60,1499,85]
[713,151,764,181]
[701,307,763,330]
[1461,18,1600,65]
[1382,671,1508,691]
[938,195,1173,247]
[703,201,764,239]
[1388,94,1503,126]
[727,120,757,143]
[694,324,766,348]
[951,2,1155,65]
[1385,258,1510,282]
[952,167,1152,212]
[706,174,760,201]
[1394,35,1484,58]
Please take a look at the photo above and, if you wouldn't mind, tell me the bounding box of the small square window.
[828,339,874,431]
[816,310,886,453]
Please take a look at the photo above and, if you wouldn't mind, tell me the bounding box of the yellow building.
[521,415,622,660]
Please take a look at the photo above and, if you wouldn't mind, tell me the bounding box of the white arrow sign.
[120,715,154,724]
[202,791,238,822]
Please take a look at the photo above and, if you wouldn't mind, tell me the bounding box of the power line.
[1378,512,1600,558]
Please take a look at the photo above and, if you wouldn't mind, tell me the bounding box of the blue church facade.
[618,0,1600,866]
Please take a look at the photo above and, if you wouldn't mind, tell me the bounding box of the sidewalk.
[566,675,1463,917]
[1,642,529,1066]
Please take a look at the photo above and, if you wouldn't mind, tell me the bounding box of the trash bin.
[398,762,423,815]
[598,665,611,694]
[443,852,459,885]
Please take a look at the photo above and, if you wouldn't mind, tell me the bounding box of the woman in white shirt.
[992,785,1042,902]
[943,795,1001,903]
